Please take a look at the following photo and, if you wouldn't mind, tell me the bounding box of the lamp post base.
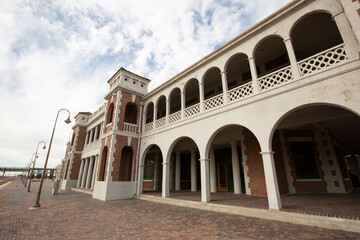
[31,203,41,209]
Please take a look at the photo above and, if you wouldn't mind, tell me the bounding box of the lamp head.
[42,145,46,150]
[64,117,71,124]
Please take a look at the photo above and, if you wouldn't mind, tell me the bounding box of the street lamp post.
[32,108,71,209]
[24,156,35,187]
[27,141,46,192]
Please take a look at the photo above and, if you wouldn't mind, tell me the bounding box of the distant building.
[61,0,360,210]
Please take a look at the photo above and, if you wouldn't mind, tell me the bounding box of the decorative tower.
[92,67,150,200]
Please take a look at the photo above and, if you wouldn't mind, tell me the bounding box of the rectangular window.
[290,141,319,179]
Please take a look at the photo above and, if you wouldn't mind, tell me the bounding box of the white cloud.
[0,0,291,168]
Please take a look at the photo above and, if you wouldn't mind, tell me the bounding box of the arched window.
[106,103,114,124]
[99,147,108,181]
[120,146,133,181]
[124,103,138,124]
[145,102,154,124]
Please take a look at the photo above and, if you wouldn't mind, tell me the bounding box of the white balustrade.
[155,117,166,128]
[228,82,253,102]
[123,122,138,134]
[258,65,293,91]
[169,111,181,124]
[204,94,224,111]
[184,103,200,118]
[298,44,348,77]
[144,123,153,132]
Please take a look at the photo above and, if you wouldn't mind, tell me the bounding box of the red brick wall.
[75,126,86,152]
[104,96,117,134]
[284,130,328,193]
[97,136,112,181]
[111,135,138,181]
[70,153,81,180]
[117,92,142,131]
[243,128,267,196]
[272,131,289,195]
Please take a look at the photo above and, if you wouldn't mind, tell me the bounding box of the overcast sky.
[0,0,291,169]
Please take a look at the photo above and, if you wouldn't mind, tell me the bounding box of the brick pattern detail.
[243,128,267,196]
[75,126,87,152]
[111,135,138,181]
[97,137,112,181]
[284,130,327,194]
[69,153,81,180]
[116,92,142,131]
[272,130,289,195]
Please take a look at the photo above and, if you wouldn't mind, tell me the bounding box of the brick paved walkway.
[1,180,360,239]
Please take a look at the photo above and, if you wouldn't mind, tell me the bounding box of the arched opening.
[124,102,138,124]
[203,67,222,100]
[185,79,199,108]
[226,53,251,90]
[207,125,266,197]
[145,102,154,124]
[106,103,114,125]
[291,12,344,61]
[142,145,163,192]
[119,146,133,181]
[169,88,181,114]
[168,137,200,195]
[271,104,360,217]
[99,146,108,181]
[156,96,166,120]
[254,36,290,79]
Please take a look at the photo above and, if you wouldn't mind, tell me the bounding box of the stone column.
[153,151,159,191]
[221,71,229,104]
[162,162,170,198]
[199,82,204,112]
[86,156,95,189]
[230,141,242,194]
[283,38,301,79]
[85,132,89,145]
[248,56,260,93]
[81,158,89,188]
[181,91,186,119]
[89,129,94,143]
[77,159,85,187]
[91,155,98,190]
[191,148,197,192]
[210,147,217,193]
[153,106,157,129]
[261,151,282,210]
[175,152,181,190]
[333,10,359,60]
[137,164,145,194]
[199,158,210,202]
[165,99,170,125]
[94,125,100,140]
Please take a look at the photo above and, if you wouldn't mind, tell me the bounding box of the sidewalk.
[1,180,360,239]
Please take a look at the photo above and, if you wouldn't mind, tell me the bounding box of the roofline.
[107,67,151,83]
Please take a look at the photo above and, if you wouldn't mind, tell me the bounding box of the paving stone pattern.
[1,180,359,240]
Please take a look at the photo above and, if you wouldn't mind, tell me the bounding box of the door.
[217,163,228,191]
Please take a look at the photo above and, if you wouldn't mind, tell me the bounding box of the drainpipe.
[134,101,144,195]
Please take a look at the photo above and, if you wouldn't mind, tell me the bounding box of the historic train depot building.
[61,0,360,211]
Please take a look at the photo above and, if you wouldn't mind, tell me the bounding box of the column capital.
[138,164,145,168]
[332,10,344,20]
[260,151,275,155]
[162,162,171,166]
[230,140,238,146]
[199,158,210,162]
[220,71,227,75]
[247,56,255,61]
[198,82,204,86]
[181,91,186,95]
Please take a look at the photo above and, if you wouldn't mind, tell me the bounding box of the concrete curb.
[135,194,360,233]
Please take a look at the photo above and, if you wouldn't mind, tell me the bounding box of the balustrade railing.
[228,82,253,102]
[185,103,200,118]
[258,65,293,91]
[298,43,348,77]
[155,117,166,128]
[204,94,224,111]
[142,44,350,133]
[169,111,181,124]
[123,122,138,134]
[144,123,153,132]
